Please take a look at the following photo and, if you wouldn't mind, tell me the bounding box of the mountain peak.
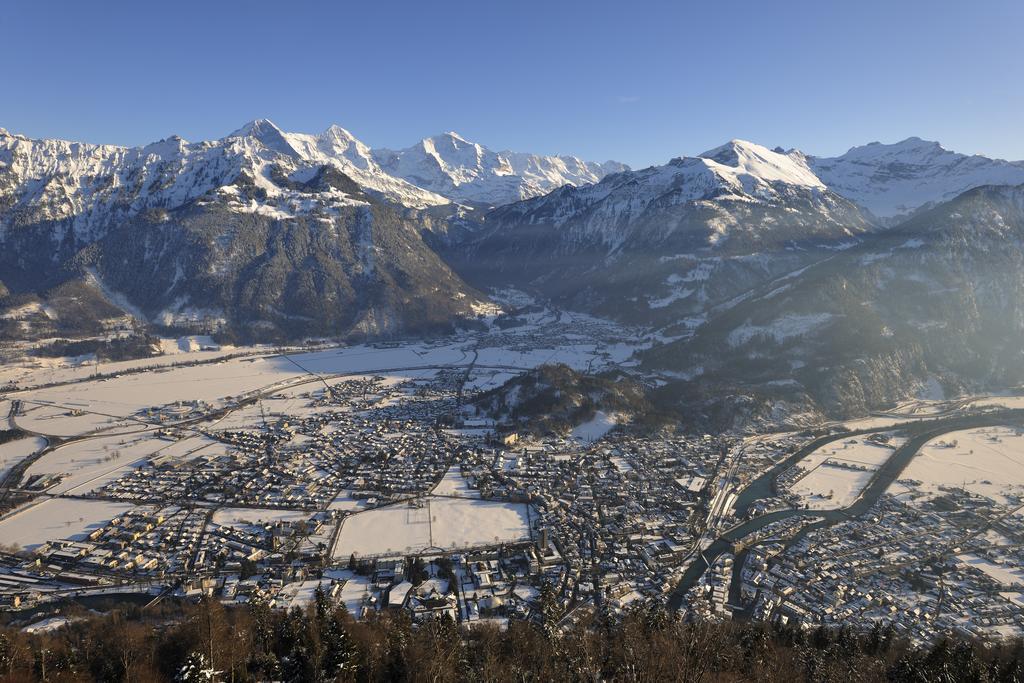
[226,118,298,157]
[839,137,947,161]
[321,123,358,141]
[811,137,1024,219]
[229,118,282,137]
[698,139,825,190]
[422,131,481,155]
[440,131,469,143]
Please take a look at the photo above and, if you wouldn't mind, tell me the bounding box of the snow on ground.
[334,497,531,558]
[22,430,164,495]
[897,426,1024,504]
[965,396,1024,411]
[789,434,905,509]
[211,507,311,528]
[831,416,923,431]
[571,411,619,443]
[328,491,369,513]
[464,369,518,393]
[158,335,223,354]
[0,344,268,391]
[150,435,225,462]
[792,467,875,510]
[22,616,80,633]
[277,579,330,609]
[5,310,648,442]
[334,570,374,615]
[727,313,834,348]
[9,342,471,432]
[0,498,136,550]
[14,401,133,437]
[956,554,1024,588]
[432,467,480,498]
[0,435,47,479]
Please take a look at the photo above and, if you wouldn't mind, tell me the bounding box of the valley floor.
[0,308,1022,645]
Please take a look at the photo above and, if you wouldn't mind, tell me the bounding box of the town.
[0,312,1022,646]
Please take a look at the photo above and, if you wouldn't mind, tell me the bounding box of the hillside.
[447,140,871,330]
[473,363,652,436]
[644,184,1024,420]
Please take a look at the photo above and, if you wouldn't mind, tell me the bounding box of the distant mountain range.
[0,121,624,340]
[3,121,1024,426]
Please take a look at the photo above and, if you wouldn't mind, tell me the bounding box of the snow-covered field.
[956,553,1024,588]
[327,491,369,513]
[211,507,311,528]
[7,331,640,435]
[0,498,136,550]
[791,467,875,510]
[789,434,904,509]
[334,497,531,557]
[897,426,1024,504]
[22,430,163,495]
[14,402,133,437]
[432,467,480,498]
[0,435,47,479]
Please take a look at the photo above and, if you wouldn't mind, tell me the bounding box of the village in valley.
[0,305,1023,646]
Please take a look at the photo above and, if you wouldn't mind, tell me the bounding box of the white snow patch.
[727,313,834,347]
[571,411,619,442]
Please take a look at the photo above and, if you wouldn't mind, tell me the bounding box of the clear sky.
[3,0,1022,168]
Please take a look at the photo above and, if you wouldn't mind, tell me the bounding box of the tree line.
[0,592,1021,682]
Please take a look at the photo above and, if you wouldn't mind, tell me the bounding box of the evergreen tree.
[176,651,220,683]
[537,579,562,639]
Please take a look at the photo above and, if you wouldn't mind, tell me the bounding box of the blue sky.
[3,0,1022,168]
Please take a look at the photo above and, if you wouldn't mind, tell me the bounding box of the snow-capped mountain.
[0,119,445,243]
[235,120,450,209]
[7,116,1024,418]
[473,139,850,250]
[447,139,869,325]
[0,121,490,340]
[0,119,627,340]
[373,131,627,206]
[809,137,1024,221]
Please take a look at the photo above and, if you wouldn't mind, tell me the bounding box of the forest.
[0,592,1022,682]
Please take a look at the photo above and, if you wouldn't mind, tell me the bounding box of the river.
[669,409,1024,612]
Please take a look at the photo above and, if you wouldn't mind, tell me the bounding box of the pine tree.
[323,611,357,678]
[537,580,562,639]
[176,651,220,683]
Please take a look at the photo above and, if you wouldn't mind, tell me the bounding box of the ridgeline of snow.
[486,139,851,253]
[699,139,825,192]
[0,120,627,244]
[373,131,628,206]
[809,137,1024,220]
